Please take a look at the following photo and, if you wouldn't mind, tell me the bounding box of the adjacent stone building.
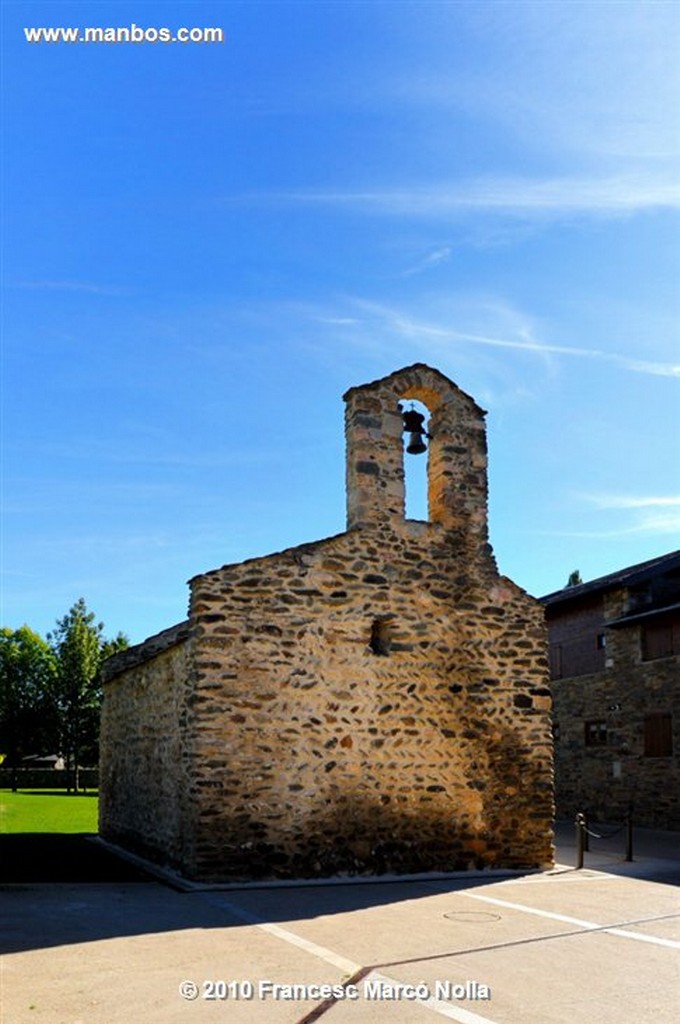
[542,551,680,830]
[100,364,554,881]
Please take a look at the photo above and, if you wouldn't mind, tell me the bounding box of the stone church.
[100,364,554,881]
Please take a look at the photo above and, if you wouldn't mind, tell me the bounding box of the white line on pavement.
[208,895,499,1024]
[207,895,361,973]
[463,892,680,949]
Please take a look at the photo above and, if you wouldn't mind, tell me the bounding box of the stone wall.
[99,630,196,869]
[186,521,553,880]
[551,587,680,829]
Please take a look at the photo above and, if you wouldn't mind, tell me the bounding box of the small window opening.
[584,720,608,747]
[369,618,392,656]
[402,399,430,521]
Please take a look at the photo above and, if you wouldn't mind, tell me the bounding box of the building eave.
[605,601,680,630]
[540,550,680,607]
[102,619,191,682]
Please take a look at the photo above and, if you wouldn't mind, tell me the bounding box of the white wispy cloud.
[541,512,680,540]
[372,3,680,165]
[7,437,287,470]
[246,173,680,220]
[620,358,680,379]
[580,494,680,510]
[400,246,452,277]
[544,493,680,539]
[311,316,363,327]
[9,280,125,295]
[319,297,680,380]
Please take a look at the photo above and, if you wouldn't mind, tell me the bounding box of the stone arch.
[344,363,489,542]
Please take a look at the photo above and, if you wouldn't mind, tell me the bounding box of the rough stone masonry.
[100,364,554,880]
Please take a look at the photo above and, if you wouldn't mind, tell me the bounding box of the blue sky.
[2,1,679,644]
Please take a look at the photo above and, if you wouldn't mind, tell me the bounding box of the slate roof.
[540,550,680,607]
[102,619,191,682]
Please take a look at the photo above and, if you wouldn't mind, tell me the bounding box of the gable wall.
[186,521,553,880]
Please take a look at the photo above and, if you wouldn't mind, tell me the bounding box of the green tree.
[0,626,58,789]
[48,599,128,791]
[566,569,583,587]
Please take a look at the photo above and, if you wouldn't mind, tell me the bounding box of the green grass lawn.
[0,789,99,834]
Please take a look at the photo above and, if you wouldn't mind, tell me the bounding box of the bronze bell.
[402,406,429,455]
[406,432,427,455]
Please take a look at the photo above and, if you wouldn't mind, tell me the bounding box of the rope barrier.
[574,811,634,868]
[584,823,627,840]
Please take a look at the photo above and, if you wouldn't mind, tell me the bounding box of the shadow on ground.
[1,833,151,883]
[2,833,528,957]
[3,823,678,957]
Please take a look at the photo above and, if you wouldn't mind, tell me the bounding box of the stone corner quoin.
[99,363,555,882]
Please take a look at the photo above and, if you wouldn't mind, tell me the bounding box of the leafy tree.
[566,569,583,587]
[48,599,128,790]
[0,626,58,789]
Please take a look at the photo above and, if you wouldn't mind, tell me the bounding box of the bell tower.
[344,364,490,545]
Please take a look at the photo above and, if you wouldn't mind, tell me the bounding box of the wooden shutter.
[644,713,673,757]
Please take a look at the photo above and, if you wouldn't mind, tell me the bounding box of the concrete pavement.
[2,823,679,1024]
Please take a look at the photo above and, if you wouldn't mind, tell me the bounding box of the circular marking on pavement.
[443,910,501,923]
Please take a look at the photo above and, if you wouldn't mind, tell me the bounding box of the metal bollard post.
[625,811,634,862]
[575,812,586,870]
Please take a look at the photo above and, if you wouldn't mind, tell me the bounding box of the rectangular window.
[644,713,673,757]
[584,720,608,747]
[642,618,678,661]
[546,596,606,679]
[559,636,606,678]
[549,643,562,679]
